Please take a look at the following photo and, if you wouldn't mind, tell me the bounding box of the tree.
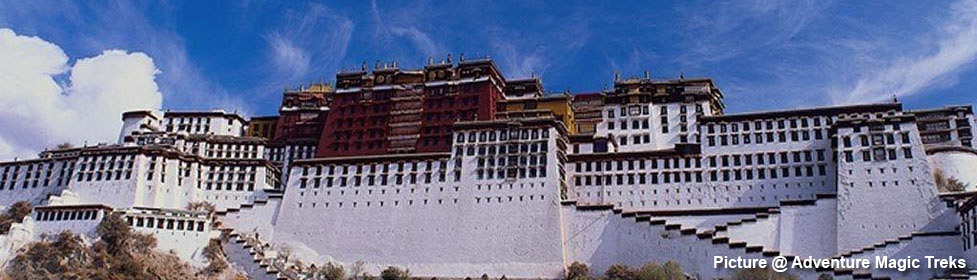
[632,261,683,280]
[381,266,410,280]
[320,261,347,280]
[635,262,666,280]
[604,263,636,280]
[97,212,134,254]
[202,238,229,275]
[567,262,592,280]
[0,201,32,234]
[6,224,202,279]
[661,261,683,280]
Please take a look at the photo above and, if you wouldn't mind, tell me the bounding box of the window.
[873,148,886,161]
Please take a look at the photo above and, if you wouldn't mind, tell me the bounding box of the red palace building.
[317,57,506,157]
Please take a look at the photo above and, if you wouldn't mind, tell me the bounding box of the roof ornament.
[427,56,434,66]
[680,71,685,80]
[614,71,621,82]
[447,53,453,64]
[392,60,398,68]
[361,61,367,71]
[644,70,650,79]
[375,60,381,70]
[459,52,465,62]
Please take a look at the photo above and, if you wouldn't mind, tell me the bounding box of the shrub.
[631,261,684,280]
[567,261,591,280]
[5,224,201,279]
[97,212,133,254]
[934,168,969,192]
[202,238,229,274]
[320,261,346,280]
[187,201,217,214]
[6,230,93,279]
[381,266,410,280]
[0,201,31,234]
[55,142,74,150]
[661,261,683,280]
[604,263,636,280]
[635,262,666,280]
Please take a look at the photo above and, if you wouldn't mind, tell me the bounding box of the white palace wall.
[834,119,953,253]
[274,175,567,278]
[272,125,569,278]
[774,198,837,258]
[0,158,76,206]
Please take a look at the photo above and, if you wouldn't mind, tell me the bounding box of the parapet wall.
[271,178,567,278]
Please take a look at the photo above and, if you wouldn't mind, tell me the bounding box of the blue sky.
[1,0,976,117]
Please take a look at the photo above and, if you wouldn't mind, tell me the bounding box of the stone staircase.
[629,208,891,280]
[701,207,782,254]
[570,194,895,280]
[836,231,962,259]
[213,190,281,239]
[213,190,299,280]
[220,230,291,280]
[214,197,270,218]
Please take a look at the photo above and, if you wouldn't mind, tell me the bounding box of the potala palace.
[2,57,977,279]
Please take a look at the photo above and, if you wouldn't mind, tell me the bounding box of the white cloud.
[0,1,246,114]
[261,3,353,92]
[369,0,444,57]
[679,0,831,64]
[491,40,548,78]
[265,32,311,78]
[0,28,162,159]
[389,26,439,56]
[834,0,977,104]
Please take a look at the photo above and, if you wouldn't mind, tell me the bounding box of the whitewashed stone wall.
[271,125,568,278]
[124,208,220,265]
[595,101,713,152]
[834,119,949,253]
